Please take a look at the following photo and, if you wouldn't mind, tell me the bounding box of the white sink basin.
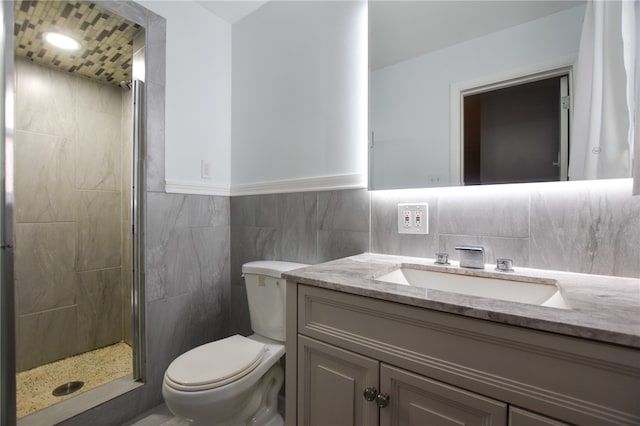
[376,267,568,309]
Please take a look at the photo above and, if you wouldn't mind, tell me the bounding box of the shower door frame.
[1,2,17,424]
[1,1,157,423]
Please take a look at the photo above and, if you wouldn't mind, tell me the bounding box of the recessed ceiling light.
[43,32,80,51]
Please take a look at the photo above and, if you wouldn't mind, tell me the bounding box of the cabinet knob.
[376,392,390,408]
[363,387,378,402]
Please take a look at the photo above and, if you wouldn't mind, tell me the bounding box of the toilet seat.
[164,334,267,391]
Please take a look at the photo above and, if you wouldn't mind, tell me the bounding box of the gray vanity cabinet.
[380,364,507,426]
[297,335,379,426]
[508,407,571,426]
[298,334,506,426]
[285,283,640,426]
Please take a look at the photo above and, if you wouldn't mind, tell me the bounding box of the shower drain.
[52,381,84,397]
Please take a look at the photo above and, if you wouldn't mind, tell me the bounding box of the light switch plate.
[397,203,428,234]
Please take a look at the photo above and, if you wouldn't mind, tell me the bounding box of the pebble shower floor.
[16,342,132,418]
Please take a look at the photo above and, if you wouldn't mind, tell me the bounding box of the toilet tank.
[242,261,309,342]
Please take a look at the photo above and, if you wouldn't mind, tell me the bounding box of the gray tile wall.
[230,189,369,334]
[144,192,231,395]
[57,6,230,425]
[371,181,640,278]
[60,190,231,426]
[14,59,129,371]
[230,181,639,337]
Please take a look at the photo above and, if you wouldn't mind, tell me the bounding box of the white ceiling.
[194,1,584,68]
[196,0,269,24]
[369,1,585,70]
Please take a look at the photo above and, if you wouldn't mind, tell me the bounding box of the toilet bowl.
[162,261,308,426]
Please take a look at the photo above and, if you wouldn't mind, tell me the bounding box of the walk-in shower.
[2,0,146,422]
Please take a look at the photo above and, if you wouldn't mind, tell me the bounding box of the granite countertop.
[282,253,640,349]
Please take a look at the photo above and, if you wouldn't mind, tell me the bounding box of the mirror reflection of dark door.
[463,75,569,185]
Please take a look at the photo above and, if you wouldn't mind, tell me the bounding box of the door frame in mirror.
[450,56,575,185]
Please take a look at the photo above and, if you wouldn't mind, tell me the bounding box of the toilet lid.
[165,335,267,391]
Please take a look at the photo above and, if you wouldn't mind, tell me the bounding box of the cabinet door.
[509,407,571,426]
[298,335,379,426]
[380,364,507,426]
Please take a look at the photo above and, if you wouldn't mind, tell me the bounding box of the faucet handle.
[495,258,514,272]
[434,252,450,265]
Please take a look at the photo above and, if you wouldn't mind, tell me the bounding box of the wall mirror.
[368,0,634,190]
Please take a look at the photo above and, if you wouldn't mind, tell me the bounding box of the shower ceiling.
[14,0,142,87]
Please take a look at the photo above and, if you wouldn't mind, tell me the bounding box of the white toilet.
[162,260,308,426]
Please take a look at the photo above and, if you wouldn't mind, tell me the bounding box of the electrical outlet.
[201,160,211,179]
[426,173,446,186]
[402,210,411,228]
[397,203,428,234]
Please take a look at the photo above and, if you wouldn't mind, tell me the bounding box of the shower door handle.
[0,243,13,249]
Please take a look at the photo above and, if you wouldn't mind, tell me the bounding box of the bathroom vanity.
[283,254,640,426]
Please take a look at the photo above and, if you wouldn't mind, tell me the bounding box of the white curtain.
[569,0,638,182]
[624,0,640,195]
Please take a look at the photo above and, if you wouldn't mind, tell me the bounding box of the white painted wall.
[138,1,232,192]
[231,1,368,191]
[370,4,586,190]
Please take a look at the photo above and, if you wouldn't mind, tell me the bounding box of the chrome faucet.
[455,245,485,269]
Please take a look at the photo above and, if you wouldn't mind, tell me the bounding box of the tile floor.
[125,404,188,426]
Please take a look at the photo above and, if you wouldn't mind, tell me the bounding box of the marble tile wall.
[230,189,369,335]
[57,4,180,424]
[371,179,640,279]
[144,193,230,394]
[230,180,639,337]
[14,59,128,371]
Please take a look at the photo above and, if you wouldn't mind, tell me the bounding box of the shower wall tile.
[15,59,130,371]
[76,268,123,353]
[15,59,77,139]
[16,305,78,372]
[15,223,76,315]
[76,191,122,271]
[14,130,76,223]
[529,182,640,278]
[76,76,123,115]
[76,107,122,191]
